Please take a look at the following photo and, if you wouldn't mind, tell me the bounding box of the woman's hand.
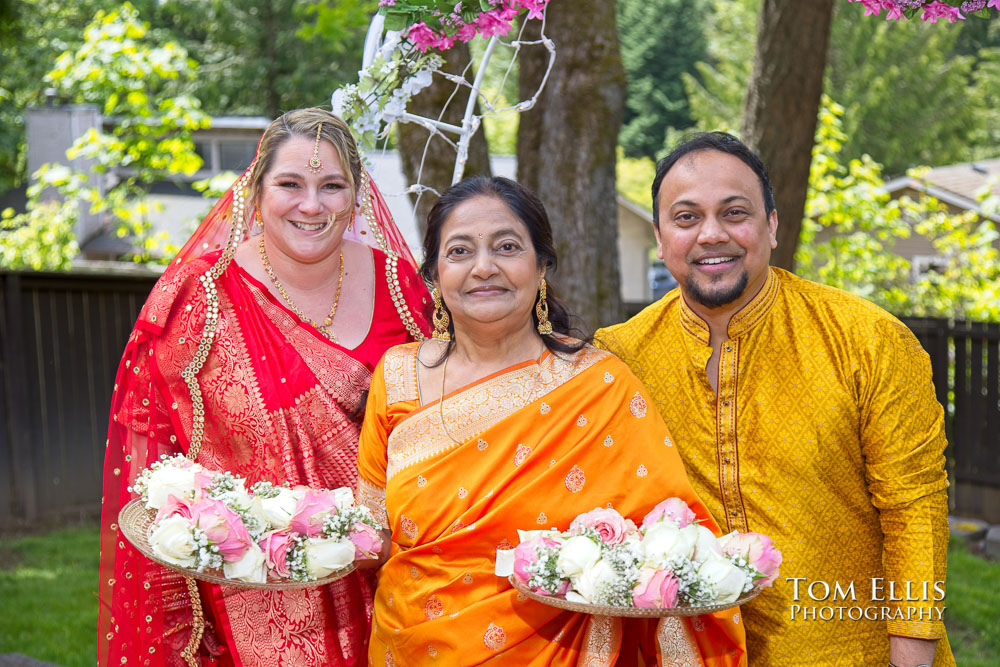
[357,528,392,569]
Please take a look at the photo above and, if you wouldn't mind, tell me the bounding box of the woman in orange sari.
[98,108,430,666]
[357,176,746,665]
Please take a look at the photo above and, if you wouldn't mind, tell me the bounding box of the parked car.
[649,262,678,300]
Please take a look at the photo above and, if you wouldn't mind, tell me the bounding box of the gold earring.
[255,208,263,226]
[536,278,553,335]
[347,210,355,233]
[432,288,451,341]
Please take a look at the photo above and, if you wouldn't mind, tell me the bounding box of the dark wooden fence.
[1,268,158,528]
[902,317,1000,521]
[2,281,998,527]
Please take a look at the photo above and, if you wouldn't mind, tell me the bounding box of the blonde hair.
[249,108,362,216]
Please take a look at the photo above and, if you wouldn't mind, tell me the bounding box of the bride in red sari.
[97,108,431,666]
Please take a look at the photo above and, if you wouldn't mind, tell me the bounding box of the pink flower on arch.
[921,1,965,22]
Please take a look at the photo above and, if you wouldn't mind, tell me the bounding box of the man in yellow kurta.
[598,132,953,667]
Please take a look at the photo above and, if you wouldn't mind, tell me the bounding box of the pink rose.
[632,567,680,608]
[512,537,568,596]
[349,522,382,560]
[569,507,629,545]
[289,489,339,537]
[193,470,216,498]
[641,497,696,530]
[259,530,293,578]
[719,532,783,587]
[154,494,192,524]
[190,498,253,562]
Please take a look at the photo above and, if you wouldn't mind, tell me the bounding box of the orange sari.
[357,343,747,666]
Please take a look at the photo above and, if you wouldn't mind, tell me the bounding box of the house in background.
[21,105,657,304]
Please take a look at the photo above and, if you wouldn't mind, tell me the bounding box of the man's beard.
[685,270,749,309]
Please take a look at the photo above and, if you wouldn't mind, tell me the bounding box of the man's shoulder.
[775,269,906,332]
[597,290,683,353]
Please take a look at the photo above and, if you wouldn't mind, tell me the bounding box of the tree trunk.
[517,0,626,332]
[397,43,492,239]
[741,0,834,271]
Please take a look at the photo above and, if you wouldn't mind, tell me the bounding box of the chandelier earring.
[431,288,451,341]
[255,207,263,228]
[536,278,553,335]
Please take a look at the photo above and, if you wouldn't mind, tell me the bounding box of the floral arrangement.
[128,455,382,584]
[378,1,549,52]
[848,0,998,23]
[510,498,782,609]
[333,1,549,154]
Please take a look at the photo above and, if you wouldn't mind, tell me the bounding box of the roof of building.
[885,157,1000,222]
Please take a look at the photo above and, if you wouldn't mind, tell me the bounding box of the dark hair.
[651,132,776,228]
[420,176,589,360]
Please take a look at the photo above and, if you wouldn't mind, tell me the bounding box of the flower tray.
[118,498,357,590]
[508,574,761,617]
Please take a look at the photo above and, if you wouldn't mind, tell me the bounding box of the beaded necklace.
[258,236,344,342]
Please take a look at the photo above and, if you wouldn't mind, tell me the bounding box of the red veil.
[97,157,431,666]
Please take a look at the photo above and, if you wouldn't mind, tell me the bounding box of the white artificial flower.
[556,535,601,578]
[145,465,198,509]
[642,522,696,567]
[571,558,617,603]
[382,91,408,123]
[698,552,747,603]
[149,515,197,568]
[402,68,434,96]
[223,542,267,583]
[689,524,723,564]
[303,538,356,579]
[379,31,402,58]
[333,487,355,510]
[259,487,301,530]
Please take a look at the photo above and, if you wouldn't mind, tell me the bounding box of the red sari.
[98,243,430,666]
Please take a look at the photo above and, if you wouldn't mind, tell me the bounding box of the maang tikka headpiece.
[307,123,323,173]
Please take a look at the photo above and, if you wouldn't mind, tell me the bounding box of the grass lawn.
[0,524,99,667]
[1,526,998,665]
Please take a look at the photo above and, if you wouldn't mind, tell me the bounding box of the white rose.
[698,552,748,603]
[223,542,267,583]
[145,466,197,509]
[149,515,197,568]
[642,522,696,566]
[332,487,355,510]
[571,558,617,603]
[689,524,722,564]
[259,488,300,530]
[303,538,355,579]
[556,535,601,578]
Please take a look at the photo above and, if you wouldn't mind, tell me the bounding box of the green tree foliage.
[141,0,376,116]
[617,0,709,159]
[683,0,998,175]
[796,98,999,322]
[1,3,208,268]
[0,0,110,194]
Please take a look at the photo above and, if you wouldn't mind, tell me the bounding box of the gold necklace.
[258,236,344,342]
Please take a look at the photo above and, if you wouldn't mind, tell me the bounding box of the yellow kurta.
[598,268,953,666]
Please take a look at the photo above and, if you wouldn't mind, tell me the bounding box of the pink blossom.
[474,11,515,38]
[405,22,439,52]
[190,498,253,562]
[349,522,383,559]
[641,497,696,530]
[193,471,216,498]
[154,494,192,524]
[455,22,478,42]
[568,507,629,545]
[514,0,548,20]
[289,489,339,537]
[259,530,293,578]
[632,568,680,608]
[512,536,568,596]
[922,1,965,22]
[990,0,1000,10]
[719,532,783,587]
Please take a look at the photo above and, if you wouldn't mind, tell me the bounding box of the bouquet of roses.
[127,454,382,584]
[509,497,781,609]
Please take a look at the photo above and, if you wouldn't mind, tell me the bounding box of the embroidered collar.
[678,267,780,344]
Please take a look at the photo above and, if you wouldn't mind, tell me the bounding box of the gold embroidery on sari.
[383,345,419,405]
[385,347,607,479]
[358,478,388,529]
[656,617,702,667]
[579,615,621,666]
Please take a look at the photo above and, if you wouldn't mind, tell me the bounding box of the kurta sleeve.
[357,354,391,529]
[859,318,950,640]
